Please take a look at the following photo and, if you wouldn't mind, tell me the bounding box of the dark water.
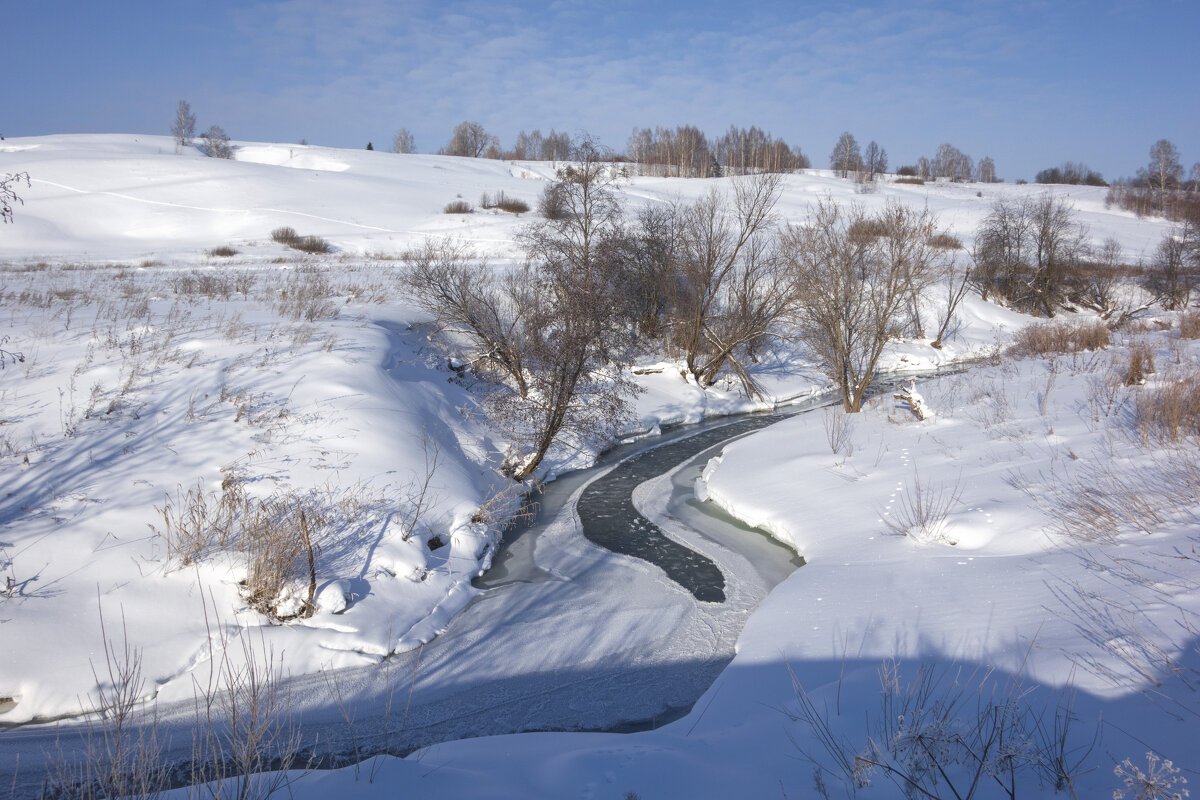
[577,410,801,602]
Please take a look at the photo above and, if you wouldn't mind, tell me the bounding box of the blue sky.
[8,0,1199,180]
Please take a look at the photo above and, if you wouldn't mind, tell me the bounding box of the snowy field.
[0,135,1195,798]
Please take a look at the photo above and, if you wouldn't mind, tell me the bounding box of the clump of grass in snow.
[271,226,330,254]
[1134,370,1200,445]
[479,190,529,214]
[1179,309,1200,339]
[1010,319,1110,357]
[881,468,963,545]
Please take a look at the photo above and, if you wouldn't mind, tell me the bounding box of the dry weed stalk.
[822,405,855,456]
[787,656,1099,800]
[881,468,963,545]
[189,597,303,799]
[46,605,168,799]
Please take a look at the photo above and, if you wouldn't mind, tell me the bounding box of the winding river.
[1,391,835,794]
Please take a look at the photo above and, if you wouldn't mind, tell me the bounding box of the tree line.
[400,135,1200,480]
[626,125,811,177]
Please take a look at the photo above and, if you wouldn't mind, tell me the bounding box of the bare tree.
[391,128,415,154]
[1026,193,1088,316]
[399,238,531,396]
[973,196,1034,304]
[1083,236,1127,317]
[1150,225,1192,310]
[439,121,498,158]
[784,198,940,412]
[829,132,862,178]
[405,139,639,481]
[1144,139,1183,211]
[511,129,544,160]
[916,155,931,181]
[931,142,972,181]
[171,100,196,152]
[877,202,948,338]
[616,203,680,338]
[199,126,233,159]
[669,173,788,395]
[501,138,639,479]
[864,140,888,181]
[976,155,997,183]
[1,171,30,224]
[931,249,972,349]
[540,129,571,162]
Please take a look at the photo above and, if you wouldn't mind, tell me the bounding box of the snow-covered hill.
[1,135,1194,798]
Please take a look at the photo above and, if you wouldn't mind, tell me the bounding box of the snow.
[1,134,1196,798]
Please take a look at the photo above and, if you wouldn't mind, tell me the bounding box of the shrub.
[240,497,321,619]
[894,176,925,185]
[270,226,329,254]
[271,226,298,245]
[847,216,889,239]
[538,183,568,220]
[1125,341,1156,386]
[1134,371,1200,445]
[1010,319,1110,357]
[443,199,473,214]
[1180,310,1200,339]
[290,235,330,254]
[928,232,962,250]
[207,246,239,257]
[881,469,962,545]
[480,190,530,214]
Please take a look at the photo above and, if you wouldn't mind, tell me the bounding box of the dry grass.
[152,479,322,619]
[847,216,889,239]
[239,497,322,619]
[1179,309,1200,339]
[443,199,473,214]
[1124,341,1157,386]
[151,480,243,565]
[1010,319,1110,357]
[207,246,239,258]
[479,190,530,214]
[1037,452,1200,542]
[927,232,962,250]
[881,468,963,545]
[894,177,925,185]
[821,406,854,456]
[273,269,338,321]
[1134,371,1200,445]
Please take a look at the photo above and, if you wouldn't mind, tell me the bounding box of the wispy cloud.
[8,0,1195,178]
